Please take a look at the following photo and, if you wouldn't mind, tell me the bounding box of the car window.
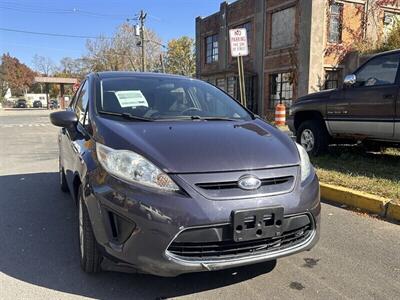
[98,76,251,121]
[355,53,400,87]
[74,80,89,124]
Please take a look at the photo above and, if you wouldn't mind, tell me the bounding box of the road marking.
[0,123,51,128]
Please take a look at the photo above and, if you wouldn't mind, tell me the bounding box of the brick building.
[195,0,400,117]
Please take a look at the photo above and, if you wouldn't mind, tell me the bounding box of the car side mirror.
[344,74,357,87]
[50,110,78,128]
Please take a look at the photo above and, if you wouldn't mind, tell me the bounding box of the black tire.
[362,141,384,153]
[59,159,69,193]
[78,186,102,273]
[296,120,329,156]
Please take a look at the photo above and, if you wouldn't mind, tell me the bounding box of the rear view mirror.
[50,110,78,128]
[344,74,357,87]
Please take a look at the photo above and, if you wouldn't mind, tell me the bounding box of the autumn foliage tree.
[0,53,36,97]
[85,22,163,72]
[165,36,195,76]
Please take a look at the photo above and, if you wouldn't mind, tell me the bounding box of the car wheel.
[59,160,69,193]
[78,186,102,273]
[296,120,329,156]
[362,141,383,153]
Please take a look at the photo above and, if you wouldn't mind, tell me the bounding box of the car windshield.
[98,76,252,121]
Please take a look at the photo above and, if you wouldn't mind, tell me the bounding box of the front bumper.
[83,170,321,277]
[287,116,295,134]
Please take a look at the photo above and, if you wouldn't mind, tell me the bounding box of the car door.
[396,86,400,140]
[61,80,89,186]
[344,52,399,139]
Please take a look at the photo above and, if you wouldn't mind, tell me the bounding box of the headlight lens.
[296,143,312,183]
[96,143,179,191]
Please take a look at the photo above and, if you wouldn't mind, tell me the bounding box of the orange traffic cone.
[275,103,286,126]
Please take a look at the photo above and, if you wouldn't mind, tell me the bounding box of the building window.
[384,12,400,40]
[216,78,226,91]
[269,73,293,108]
[328,3,343,43]
[271,7,295,49]
[205,34,218,64]
[324,69,341,89]
[227,76,236,97]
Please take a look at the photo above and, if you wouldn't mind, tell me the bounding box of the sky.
[0,0,223,69]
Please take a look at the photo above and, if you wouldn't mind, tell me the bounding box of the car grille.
[167,216,313,261]
[177,166,298,200]
[196,176,293,190]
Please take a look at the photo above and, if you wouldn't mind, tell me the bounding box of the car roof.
[94,71,193,81]
[372,49,400,57]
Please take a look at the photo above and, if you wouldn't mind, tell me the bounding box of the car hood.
[93,117,300,173]
[297,89,334,102]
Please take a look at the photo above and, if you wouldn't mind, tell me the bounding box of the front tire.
[296,120,329,156]
[78,186,102,273]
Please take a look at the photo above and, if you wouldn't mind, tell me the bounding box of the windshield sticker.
[115,90,149,108]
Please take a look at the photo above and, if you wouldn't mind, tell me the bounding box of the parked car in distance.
[33,100,43,108]
[50,72,320,276]
[15,99,27,108]
[288,49,400,156]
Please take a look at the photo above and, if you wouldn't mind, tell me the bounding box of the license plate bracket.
[232,206,284,242]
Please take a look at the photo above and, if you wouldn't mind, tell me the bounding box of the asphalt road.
[0,110,399,300]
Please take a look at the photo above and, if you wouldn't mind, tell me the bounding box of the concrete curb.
[320,182,399,221]
[386,202,400,221]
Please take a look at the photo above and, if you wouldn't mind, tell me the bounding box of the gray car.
[50,72,320,277]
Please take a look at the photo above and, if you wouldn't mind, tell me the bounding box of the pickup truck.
[288,49,400,155]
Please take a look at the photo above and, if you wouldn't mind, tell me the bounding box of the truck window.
[355,53,400,87]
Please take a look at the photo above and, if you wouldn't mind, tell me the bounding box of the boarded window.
[271,7,295,49]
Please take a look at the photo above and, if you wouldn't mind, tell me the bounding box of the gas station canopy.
[34,77,78,84]
[33,77,79,109]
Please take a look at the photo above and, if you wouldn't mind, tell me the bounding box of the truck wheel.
[78,186,102,273]
[296,120,329,156]
[362,141,383,153]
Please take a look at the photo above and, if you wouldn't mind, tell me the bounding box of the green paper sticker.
[115,90,149,108]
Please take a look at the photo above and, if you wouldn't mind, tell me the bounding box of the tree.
[58,57,89,79]
[165,36,195,76]
[84,22,163,72]
[32,54,56,76]
[0,53,36,96]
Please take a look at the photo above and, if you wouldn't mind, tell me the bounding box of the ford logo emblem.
[238,175,261,190]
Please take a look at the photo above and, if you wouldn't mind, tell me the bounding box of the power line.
[0,2,129,19]
[0,27,112,39]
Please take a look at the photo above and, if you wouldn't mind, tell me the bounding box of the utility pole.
[139,10,147,72]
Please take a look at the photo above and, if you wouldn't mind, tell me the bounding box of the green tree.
[165,36,195,76]
[0,53,36,97]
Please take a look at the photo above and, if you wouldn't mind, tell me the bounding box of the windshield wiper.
[156,115,239,121]
[190,116,239,121]
[98,111,153,122]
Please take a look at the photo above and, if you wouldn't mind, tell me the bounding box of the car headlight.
[296,143,312,183]
[96,143,179,192]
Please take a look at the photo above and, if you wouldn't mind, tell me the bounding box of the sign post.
[229,28,249,107]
